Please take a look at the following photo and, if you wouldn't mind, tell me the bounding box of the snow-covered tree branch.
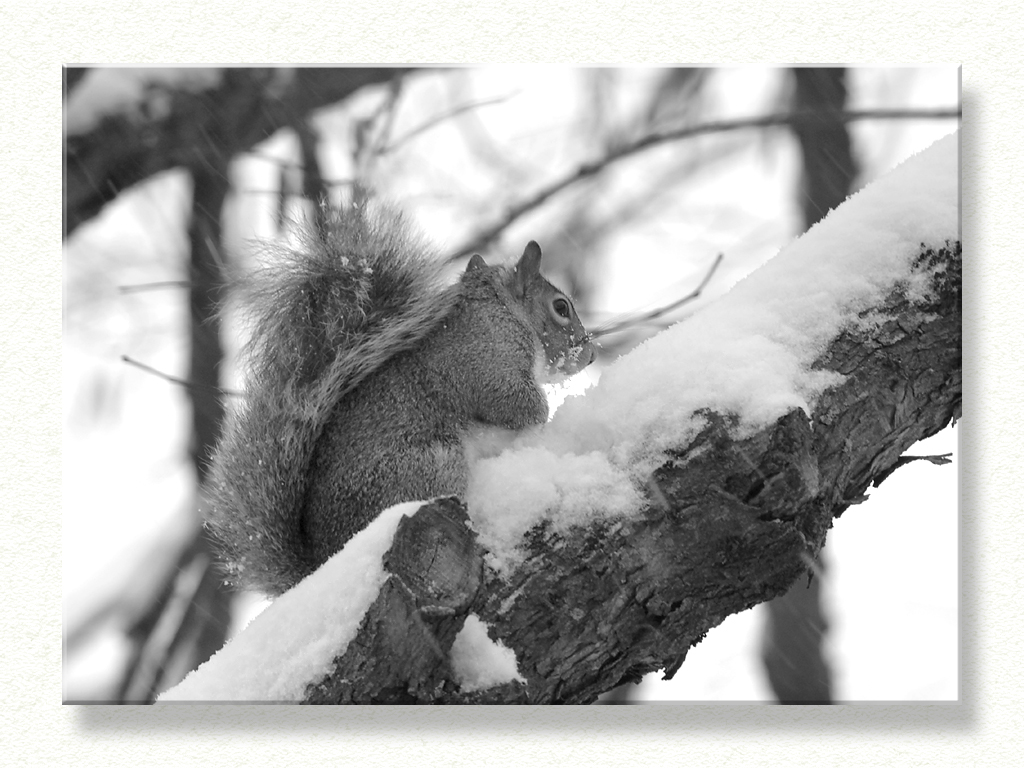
[160,131,959,704]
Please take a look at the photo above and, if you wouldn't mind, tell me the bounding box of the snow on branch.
[160,132,960,704]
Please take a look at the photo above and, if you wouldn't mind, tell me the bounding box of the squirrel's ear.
[466,254,487,272]
[519,241,542,275]
[512,241,542,296]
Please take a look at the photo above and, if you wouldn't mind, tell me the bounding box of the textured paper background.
[10,1,1016,764]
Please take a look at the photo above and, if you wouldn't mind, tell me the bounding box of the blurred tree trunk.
[182,161,233,675]
[117,161,233,702]
[186,164,229,482]
[760,67,857,705]
[791,68,856,227]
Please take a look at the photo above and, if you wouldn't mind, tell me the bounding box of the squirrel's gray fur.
[206,202,594,596]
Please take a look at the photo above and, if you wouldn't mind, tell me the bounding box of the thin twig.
[366,76,405,161]
[121,355,242,397]
[589,252,724,339]
[120,552,210,703]
[383,92,520,153]
[871,452,953,486]
[447,107,962,259]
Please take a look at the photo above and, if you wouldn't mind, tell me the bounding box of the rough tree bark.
[299,240,961,704]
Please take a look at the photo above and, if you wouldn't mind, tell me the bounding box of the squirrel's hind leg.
[376,440,469,506]
[419,440,470,498]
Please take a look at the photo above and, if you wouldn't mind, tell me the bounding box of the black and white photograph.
[62,65,961,705]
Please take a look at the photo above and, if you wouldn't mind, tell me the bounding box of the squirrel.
[206,202,596,596]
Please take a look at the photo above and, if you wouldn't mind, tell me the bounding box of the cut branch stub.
[304,497,483,704]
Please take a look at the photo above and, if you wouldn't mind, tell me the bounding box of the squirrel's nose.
[583,343,596,367]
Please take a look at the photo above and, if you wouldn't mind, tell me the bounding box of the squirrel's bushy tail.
[206,203,457,595]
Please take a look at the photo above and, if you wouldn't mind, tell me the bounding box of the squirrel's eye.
[552,298,570,318]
